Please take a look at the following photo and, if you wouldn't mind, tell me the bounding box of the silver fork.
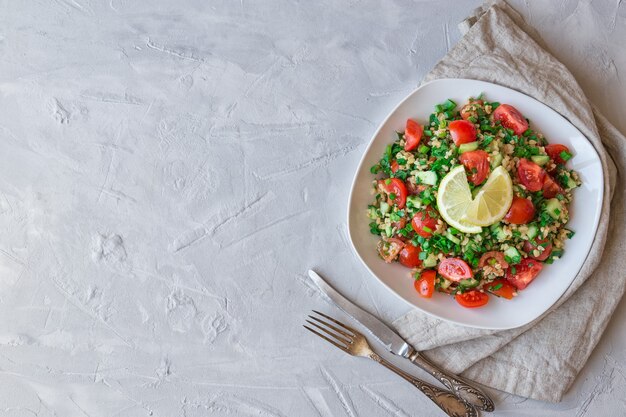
[304,310,477,417]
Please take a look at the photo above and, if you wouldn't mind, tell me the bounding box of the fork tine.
[305,320,352,346]
[303,325,349,352]
[308,315,354,340]
[311,310,357,334]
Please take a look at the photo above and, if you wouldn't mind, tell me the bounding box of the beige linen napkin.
[392,0,625,402]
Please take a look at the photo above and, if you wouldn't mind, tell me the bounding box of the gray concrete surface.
[0,0,624,415]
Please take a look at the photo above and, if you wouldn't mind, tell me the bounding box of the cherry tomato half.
[455,290,489,308]
[377,238,404,263]
[492,104,529,136]
[505,258,543,290]
[404,119,423,152]
[414,270,436,298]
[545,144,571,165]
[438,258,473,282]
[379,178,408,209]
[411,207,438,238]
[504,196,536,224]
[542,174,563,198]
[448,120,477,146]
[485,279,516,300]
[523,238,553,261]
[517,158,545,192]
[399,244,422,268]
[459,150,490,185]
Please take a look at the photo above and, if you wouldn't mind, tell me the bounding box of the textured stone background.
[0,0,624,416]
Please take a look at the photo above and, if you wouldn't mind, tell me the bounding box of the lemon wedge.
[436,166,482,234]
[463,166,513,226]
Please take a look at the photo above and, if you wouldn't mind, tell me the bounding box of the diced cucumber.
[544,198,563,219]
[380,202,390,215]
[492,225,507,242]
[439,278,453,290]
[422,253,438,268]
[445,231,461,245]
[531,155,550,166]
[406,195,420,208]
[416,171,438,186]
[563,175,577,190]
[490,153,503,168]
[384,225,393,237]
[459,278,479,289]
[459,141,479,153]
[527,224,538,239]
[504,247,521,264]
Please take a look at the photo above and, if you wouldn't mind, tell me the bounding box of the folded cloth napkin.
[392,0,625,402]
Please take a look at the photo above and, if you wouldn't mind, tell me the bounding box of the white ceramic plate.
[347,78,603,330]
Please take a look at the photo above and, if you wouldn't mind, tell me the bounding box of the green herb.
[443,99,457,110]
[491,283,503,291]
[560,150,573,161]
[442,110,455,119]
[394,170,409,181]
[389,193,396,200]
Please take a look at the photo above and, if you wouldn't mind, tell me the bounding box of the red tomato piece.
[517,158,545,192]
[455,290,489,308]
[504,196,536,224]
[404,119,423,151]
[378,178,408,209]
[459,150,491,185]
[492,104,529,136]
[411,207,438,238]
[542,174,563,198]
[478,251,509,269]
[414,270,436,298]
[377,238,404,263]
[545,144,571,165]
[523,238,553,261]
[485,279,516,300]
[460,99,483,120]
[399,244,422,268]
[438,258,473,282]
[448,120,477,146]
[391,160,400,173]
[505,258,543,290]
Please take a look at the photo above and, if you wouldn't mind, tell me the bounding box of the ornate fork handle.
[370,353,477,417]
[408,350,495,412]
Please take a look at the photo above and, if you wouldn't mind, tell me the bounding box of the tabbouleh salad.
[367,96,580,308]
